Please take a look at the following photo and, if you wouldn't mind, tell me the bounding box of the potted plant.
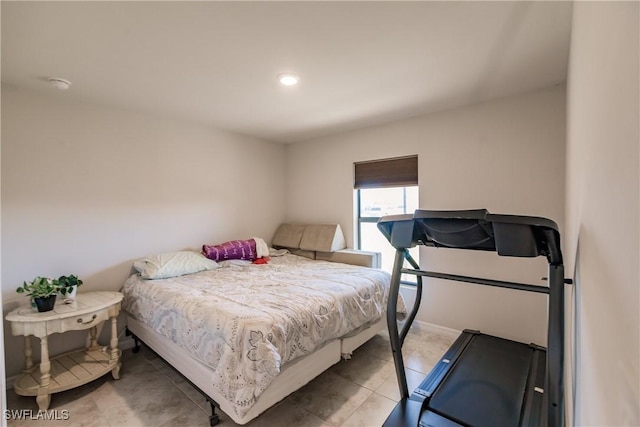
[57,274,83,300]
[16,277,60,312]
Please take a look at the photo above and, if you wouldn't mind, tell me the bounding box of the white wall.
[1,85,286,378]
[0,83,5,424]
[286,86,566,345]
[566,2,640,425]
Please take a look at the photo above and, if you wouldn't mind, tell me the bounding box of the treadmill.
[377,209,568,427]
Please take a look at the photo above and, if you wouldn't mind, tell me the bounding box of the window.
[354,156,419,282]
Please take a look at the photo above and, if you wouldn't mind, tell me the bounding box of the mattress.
[121,253,392,418]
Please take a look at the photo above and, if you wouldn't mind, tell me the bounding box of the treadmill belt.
[429,334,533,427]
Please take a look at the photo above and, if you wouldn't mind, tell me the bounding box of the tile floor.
[6,323,458,427]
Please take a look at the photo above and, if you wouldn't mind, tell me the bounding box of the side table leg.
[24,336,33,372]
[36,336,51,411]
[110,317,121,380]
[88,326,99,351]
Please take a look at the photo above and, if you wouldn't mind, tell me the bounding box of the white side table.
[5,291,123,410]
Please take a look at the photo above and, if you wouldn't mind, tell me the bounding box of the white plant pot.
[64,285,78,302]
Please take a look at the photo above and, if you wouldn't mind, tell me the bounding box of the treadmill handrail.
[401,268,550,294]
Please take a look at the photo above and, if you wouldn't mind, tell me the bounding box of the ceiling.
[1,1,573,144]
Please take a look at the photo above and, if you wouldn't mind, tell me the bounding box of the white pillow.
[134,251,219,279]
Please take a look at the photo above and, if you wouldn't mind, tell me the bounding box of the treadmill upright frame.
[378,209,567,427]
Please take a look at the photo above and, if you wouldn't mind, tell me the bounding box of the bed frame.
[123,223,387,425]
[126,316,385,425]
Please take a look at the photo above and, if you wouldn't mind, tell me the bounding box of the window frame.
[356,187,410,247]
[355,186,418,286]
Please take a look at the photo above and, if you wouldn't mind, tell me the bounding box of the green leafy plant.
[16,274,83,298]
[57,274,83,296]
[16,277,60,298]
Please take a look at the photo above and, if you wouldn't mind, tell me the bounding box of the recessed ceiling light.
[48,78,72,90]
[278,73,299,86]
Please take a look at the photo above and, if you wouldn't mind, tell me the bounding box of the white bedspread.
[122,254,392,417]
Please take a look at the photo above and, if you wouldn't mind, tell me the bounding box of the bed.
[122,223,398,425]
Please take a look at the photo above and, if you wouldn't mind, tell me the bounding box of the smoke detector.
[48,78,72,90]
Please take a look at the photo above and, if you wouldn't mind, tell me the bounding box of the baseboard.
[413,319,461,336]
[119,335,135,351]
[5,375,16,391]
